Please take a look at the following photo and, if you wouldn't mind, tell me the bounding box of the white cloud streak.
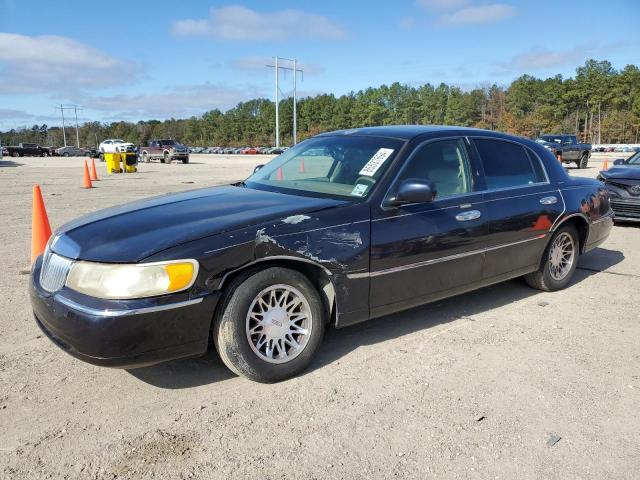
[172,5,346,41]
[438,4,516,25]
[80,83,266,120]
[230,56,324,75]
[0,33,136,94]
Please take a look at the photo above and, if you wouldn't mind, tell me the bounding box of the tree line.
[2,59,639,149]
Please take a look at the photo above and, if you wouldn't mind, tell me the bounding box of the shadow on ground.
[128,247,624,389]
[0,160,23,167]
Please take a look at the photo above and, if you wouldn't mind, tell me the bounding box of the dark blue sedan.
[31,126,614,382]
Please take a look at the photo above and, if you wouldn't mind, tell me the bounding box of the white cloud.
[494,42,629,74]
[80,83,266,119]
[438,4,516,25]
[399,16,416,29]
[416,0,470,10]
[0,33,136,94]
[171,5,346,41]
[230,56,324,75]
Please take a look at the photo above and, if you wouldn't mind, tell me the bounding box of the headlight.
[65,259,198,299]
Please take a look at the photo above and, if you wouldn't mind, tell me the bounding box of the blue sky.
[1,0,638,130]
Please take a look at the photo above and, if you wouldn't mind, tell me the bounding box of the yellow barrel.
[104,153,122,174]
[122,153,137,173]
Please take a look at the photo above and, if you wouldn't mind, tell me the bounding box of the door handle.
[540,196,558,205]
[455,210,481,221]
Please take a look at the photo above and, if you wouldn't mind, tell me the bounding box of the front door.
[370,137,487,316]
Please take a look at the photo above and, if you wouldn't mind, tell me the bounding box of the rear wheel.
[578,153,589,169]
[214,267,325,383]
[63,152,69,157]
[161,152,168,163]
[12,151,20,158]
[524,225,578,291]
[141,151,149,163]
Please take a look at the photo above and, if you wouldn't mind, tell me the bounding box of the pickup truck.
[3,143,48,157]
[535,134,591,168]
[139,139,189,164]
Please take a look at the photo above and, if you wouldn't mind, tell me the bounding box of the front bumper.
[610,199,640,222]
[29,255,219,368]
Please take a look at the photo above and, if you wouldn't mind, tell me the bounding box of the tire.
[524,225,579,292]
[99,153,104,162]
[161,152,168,164]
[578,153,589,169]
[141,151,149,163]
[182,157,189,164]
[63,152,69,157]
[12,152,20,158]
[42,151,48,157]
[213,267,326,383]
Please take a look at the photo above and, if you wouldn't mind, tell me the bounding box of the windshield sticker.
[359,148,394,176]
[351,184,369,197]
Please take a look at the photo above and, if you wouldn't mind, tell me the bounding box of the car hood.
[51,185,346,263]
[601,166,640,181]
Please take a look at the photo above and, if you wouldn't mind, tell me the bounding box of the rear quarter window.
[474,139,546,190]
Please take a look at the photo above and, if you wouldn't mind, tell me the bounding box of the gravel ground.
[0,152,638,480]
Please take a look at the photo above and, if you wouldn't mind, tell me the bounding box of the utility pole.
[275,56,279,148]
[267,57,304,146]
[59,104,67,147]
[74,105,80,148]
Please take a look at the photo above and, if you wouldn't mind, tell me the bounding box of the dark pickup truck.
[3,143,48,157]
[535,134,591,169]
[139,139,189,164]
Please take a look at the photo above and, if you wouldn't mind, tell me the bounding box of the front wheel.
[182,157,189,164]
[161,152,168,163]
[63,152,69,157]
[214,267,326,383]
[524,225,579,291]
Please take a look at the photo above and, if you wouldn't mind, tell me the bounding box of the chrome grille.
[40,250,73,292]
[611,200,640,218]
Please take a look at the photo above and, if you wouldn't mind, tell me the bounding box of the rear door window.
[474,139,545,190]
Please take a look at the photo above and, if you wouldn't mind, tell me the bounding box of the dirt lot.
[1,152,639,479]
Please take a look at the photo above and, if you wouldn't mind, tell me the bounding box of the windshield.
[540,135,562,144]
[161,140,176,146]
[626,151,640,165]
[245,136,404,199]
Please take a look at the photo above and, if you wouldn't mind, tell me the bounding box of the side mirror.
[613,159,625,166]
[387,179,437,207]
[253,164,264,173]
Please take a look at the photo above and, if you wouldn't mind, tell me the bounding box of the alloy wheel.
[245,284,312,364]
[548,232,575,281]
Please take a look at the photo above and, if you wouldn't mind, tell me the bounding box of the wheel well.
[555,216,589,253]
[216,259,337,324]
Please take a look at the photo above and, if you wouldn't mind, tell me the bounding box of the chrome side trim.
[55,295,203,317]
[348,235,547,279]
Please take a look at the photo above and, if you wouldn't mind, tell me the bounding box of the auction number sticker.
[351,183,369,197]
[359,148,394,176]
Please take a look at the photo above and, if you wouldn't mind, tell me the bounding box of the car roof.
[314,125,514,141]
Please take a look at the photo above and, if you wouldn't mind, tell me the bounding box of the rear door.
[370,137,487,313]
[471,137,563,279]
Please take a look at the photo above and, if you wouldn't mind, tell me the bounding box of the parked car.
[84,147,99,158]
[56,146,86,157]
[30,126,613,382]
[268,147,286,154]
[535,134,591,168]
[4,143,48,157]
[241,147,259,154]
[139,139,189,164]
[98,139,135,159]
[598,150,640,222]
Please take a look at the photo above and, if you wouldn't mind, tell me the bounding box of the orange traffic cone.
[83,160,93,188]
[90,158,99,181]
[276,167,284,181]
[31,185,52,263]
[602,159,609,171]
[299,159,306,173]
